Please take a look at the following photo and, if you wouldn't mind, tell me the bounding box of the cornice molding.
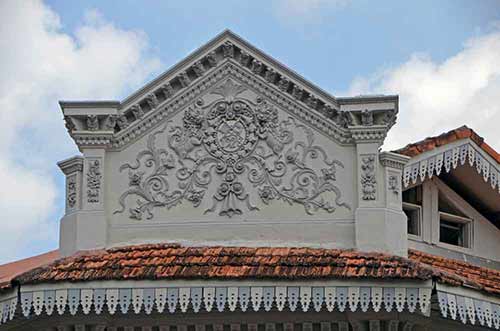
[350,126,388,143]
[57,156,84,175]
[60,32,399,151]
[379,152,410,170]
[71,132,114,150]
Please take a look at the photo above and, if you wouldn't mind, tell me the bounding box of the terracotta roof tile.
[394,125,500,164]
[0,250,59,290]
[5,244,498,297]
[408,249,500,294]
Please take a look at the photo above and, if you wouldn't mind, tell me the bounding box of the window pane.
[440,220,464,246]
[403,186,422,205]
[404,208,420,235]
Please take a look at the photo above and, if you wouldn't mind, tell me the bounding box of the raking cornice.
[60,30,397,151]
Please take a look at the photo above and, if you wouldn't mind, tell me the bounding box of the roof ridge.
[394,125,500,164]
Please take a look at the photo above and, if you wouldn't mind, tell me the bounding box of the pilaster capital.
[349,125,388,144]
[57,156,84,175]
[379,151,410,170]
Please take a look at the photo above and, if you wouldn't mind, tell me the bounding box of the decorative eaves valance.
[403,139,500,193]
[0,280,432,325]
[436,283,500,330]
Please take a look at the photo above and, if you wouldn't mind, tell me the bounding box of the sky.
[1,0,500,264]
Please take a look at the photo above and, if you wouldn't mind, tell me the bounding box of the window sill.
[435,241,473,254]
[408,234,424,242]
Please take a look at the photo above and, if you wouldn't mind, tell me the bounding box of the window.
[438,194,472,248]
[439,212,472,248]
[403,186,422,236]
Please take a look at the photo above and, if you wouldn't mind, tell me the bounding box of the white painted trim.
[436,283,500,329]
[0,280,433,326]
[403,139,500,194]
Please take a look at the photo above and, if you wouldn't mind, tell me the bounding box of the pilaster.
[58,102,113,256]
[351,122,409,257]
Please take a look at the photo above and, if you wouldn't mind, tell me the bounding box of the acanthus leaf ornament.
[87,115,99,131]
[67,175,77,208]
[361,155,377,200]
[87,160,102,203]
[115,79,351,219]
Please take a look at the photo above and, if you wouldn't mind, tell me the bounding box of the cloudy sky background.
[1,0,500,264]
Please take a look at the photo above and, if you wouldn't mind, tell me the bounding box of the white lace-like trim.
[0,295,16,324]
[403,142,500,193]
[0,285,431,324]
[437,291,500,330]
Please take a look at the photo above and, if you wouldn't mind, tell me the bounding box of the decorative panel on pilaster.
[83,156,104,210]
[58,157,84,214]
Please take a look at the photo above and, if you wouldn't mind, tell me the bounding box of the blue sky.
[46,0,500,93]
[1,0,500,264]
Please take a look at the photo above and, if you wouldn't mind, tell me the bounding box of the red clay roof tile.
[4,244,495,297]
[394,125,500,164]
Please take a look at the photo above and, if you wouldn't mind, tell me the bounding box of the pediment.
[60,30,398,150]
[109,77,355,221]
[57,31,403,250]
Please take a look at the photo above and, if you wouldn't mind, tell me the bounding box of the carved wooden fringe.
[437,291,500,329]
[403,143,500,193]
[0,286,432,325]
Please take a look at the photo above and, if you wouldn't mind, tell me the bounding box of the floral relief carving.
[87,115,99,131]
[115,79,350,220]
[67,175,77,208]
[87,160,102,203]
[361,155,376,200]
[388,175,399,195]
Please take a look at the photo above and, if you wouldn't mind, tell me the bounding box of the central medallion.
[203,100,258,165]
[217,120,245,152]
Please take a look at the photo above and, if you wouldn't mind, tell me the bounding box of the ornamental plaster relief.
[86,159,102,204]
[360,155,377,201]
[111,79,353,221]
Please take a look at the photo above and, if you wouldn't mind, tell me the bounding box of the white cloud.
[346,29,500,152]
[0,0,162,264]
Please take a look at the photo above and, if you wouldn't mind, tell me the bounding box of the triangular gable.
[60,30,398,150]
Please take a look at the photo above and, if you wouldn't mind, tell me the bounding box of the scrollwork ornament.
[64,116,76,132]
[388,175,399,195]
[239,51,251,66]
[193,61,206,77]
[87,160,102,203]
[115,79,350,219]
[67,175,77,208]
[104,115,117,130]
[278,77,290,91]
[222,41,234,58]
[161,82,175,99]
[117,114,129,130]
[146,93,158,110]
[87,115,99,131]
[131,105,144,120]
[361,109,374,126]
[178,72,191,87]
[292,85,304,100]
[361,155,376,200]
[264,69,276,83]
[207,51,217,67]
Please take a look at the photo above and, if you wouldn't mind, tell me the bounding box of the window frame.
[438,211,473,249]
[403,202,422,239]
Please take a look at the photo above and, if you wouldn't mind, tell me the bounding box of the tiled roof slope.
[0,250,59,290]
[10,244,499,296]
[15,244,435,284]
[409,250,500,295]
[395,125,500,164]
